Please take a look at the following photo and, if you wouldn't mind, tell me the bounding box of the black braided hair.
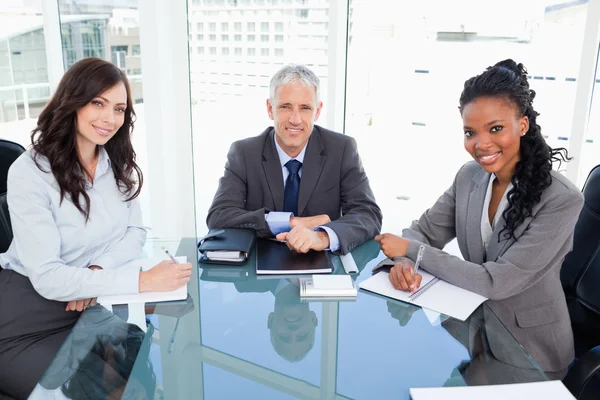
[459,59,571,241]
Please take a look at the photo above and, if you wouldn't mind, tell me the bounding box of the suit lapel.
[487,195,536,261]
[465,169,489,265]
[487,213,514,262]
[262,130,285,211]
[298,128,326,216]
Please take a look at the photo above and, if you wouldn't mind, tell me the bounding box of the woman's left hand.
[65,265,102,311]
[374,233,410,259]
[65,298,96,312]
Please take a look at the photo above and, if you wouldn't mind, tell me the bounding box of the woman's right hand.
[139,260,192,292]
[389,260,422,292]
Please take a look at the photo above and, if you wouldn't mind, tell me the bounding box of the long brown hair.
[31,57,143,220]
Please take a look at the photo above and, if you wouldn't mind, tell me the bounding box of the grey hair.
[269,64,320,105]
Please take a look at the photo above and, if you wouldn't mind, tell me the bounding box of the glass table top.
[35,238,547,399]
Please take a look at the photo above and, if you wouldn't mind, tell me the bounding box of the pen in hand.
[413,245,425,278]
[163,248,179,264]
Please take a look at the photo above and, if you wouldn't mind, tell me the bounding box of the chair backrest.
[0,139,26,254]
[561,164,600,356]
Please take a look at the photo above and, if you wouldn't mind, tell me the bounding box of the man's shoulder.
[314,125,349,142]
[313,125,355,153]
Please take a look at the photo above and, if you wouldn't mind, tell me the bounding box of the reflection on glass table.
[36,239,547,399]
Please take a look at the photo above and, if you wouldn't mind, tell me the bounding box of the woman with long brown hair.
[0,57,191,399]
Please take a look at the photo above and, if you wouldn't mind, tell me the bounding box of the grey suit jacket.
[402,161,584,373]
[206,125,382,254]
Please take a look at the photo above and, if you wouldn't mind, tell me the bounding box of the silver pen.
[413,245,425,277]
[164,249,179,264]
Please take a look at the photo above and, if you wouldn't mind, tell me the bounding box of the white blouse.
[481,174,513,250]
[0,148,145,301]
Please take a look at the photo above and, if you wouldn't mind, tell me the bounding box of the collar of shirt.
[96,146,112,177]
[85,146,112,188]
[273,132,307,168]
[481,173,513,248]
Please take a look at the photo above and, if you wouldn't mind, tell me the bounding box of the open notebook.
[97,256,188,306]
[359,270,486,321]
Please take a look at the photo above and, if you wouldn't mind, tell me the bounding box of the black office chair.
[561,164,600,399]
[0,139,26,255]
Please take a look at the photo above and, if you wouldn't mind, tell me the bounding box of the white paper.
[421,307,441,325]
[206,251,243,259]
[339,253,359,274]
[97,256,187,306]
[125,303,148,332]
[409,380,575,400]
[360,270,438,302]
[301,274,357,297]
[359,271,487,321]
[312,274,354,290]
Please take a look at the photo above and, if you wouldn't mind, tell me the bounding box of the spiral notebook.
[359,271,487,321]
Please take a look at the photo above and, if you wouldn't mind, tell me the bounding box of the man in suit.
[207,64,382,255]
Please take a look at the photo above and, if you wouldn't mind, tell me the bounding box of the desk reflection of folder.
[200,266,250,282]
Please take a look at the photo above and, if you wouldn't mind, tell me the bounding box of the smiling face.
[462,96,529,181]
[75,82,128,156]
[266,81,323,158]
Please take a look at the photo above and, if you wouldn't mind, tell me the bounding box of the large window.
[188,0,334,386]
[0,4,50,143]
[57,1,160,238]
[189,0,333,234]
[581,50,600,187]
[345,0,592,234]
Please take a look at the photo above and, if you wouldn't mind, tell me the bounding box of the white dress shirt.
[265,136,341,251]
[481,174,513,250]
[0,148,145,301]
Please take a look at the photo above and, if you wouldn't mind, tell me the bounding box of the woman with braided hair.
[375,59,583,378]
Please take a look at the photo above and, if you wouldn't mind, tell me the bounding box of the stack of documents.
[205,251,245,262]
[359,270,486,321]
[299,274,357,299]
[97,256,188,306]
[409,380,575,399]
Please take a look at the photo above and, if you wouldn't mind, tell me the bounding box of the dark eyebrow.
[463,125,474,130]
[96,96,127,107]
[485,119,504,126]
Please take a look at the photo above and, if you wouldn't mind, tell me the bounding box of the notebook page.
[413,279,486,321]
[410,380,575,400]
[312,274,354,290]
[97,256,188,306]
[359,271,486,320]
[359,271,437,304]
